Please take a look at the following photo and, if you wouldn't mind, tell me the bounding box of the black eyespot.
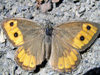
[14,32,18,37]
[10,22,14,26]
[87,25,91,30]
[80,36,85,41]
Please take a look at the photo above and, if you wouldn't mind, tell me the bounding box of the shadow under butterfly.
[84,67,100,75]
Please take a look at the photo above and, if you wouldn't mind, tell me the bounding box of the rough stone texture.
[0,0,100,75]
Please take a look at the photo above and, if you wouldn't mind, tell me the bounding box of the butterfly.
[1,18,99,72]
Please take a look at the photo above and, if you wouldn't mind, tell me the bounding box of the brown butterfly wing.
[49,22,100,72]
[54,22,100,51]
[50,34,80,72]
[2,18,45,70]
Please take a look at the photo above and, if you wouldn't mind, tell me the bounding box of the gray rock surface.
[0,0,100,75]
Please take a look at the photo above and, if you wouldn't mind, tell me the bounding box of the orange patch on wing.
[72,36,84,49]
[58,57,64,69]
[23,54,31,66]
[16,47,36,70]
[68,55,75,65]
[4,20,17,31]
[57,50,79,72]
[72,23,97,49]
[70,51,78,61]
[4,20,24,46]
[64,50,78,64]
[30,55,36,68]
[83,23,97,36]
[17,47,26,62]
[64,57,71,69]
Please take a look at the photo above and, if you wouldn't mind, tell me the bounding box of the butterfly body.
[45,25,53,36]
[1,18,100,72]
